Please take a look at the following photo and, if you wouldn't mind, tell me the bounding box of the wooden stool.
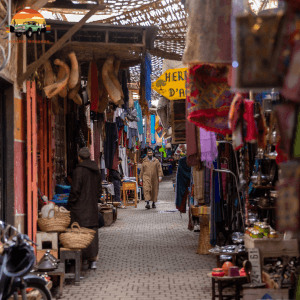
[122,182,137,208]
[60,248,82,286]
[208,272,247,300]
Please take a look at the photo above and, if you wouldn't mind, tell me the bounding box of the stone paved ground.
[60,176,216,300]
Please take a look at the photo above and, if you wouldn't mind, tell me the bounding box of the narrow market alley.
[60,177,216,300]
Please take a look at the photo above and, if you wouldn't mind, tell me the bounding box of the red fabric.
[187,64,234,134]
[90,62,99,112]
[185,99,197,156]
[276,139,288,165]
[243,100,257,143]
[112,138,119,171]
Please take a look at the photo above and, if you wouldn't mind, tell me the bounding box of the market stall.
[176,0,300,299]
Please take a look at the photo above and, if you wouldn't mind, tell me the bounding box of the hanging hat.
[78,147,91,159]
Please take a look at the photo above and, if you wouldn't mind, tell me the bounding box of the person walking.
[139,148,163,209]
[109,157,125,208]
[67,147,102,269]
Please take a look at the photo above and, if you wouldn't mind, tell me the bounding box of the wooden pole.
[27,81,32,240]
[17,4,102,86]
[32,81,37,246]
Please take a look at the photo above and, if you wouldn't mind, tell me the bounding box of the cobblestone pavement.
[60,176,216,300]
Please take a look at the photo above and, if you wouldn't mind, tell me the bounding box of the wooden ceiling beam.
[149,48,181,61]
[17,4,102,86]
[44,1,106,10]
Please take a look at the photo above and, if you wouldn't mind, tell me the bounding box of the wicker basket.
[37,209,71,232]
[59,222,96,249]
[196,214,212,255]
[65,222,95,237]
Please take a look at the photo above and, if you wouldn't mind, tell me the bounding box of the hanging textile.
[210,161,222,246]
[104,122,118,169]
[157,96,169,129]
[182,0,232,65]
[121,70,129,110]
[145,52,152,107]
[200,128,218,168]
[187,65,234,134]
[175,157,191,213]
[134,101,143,135]
[193,168,204,205]
[204,166,211,205]
[90,61,99,112]
[151,114,156,144]
[186,98,198,158]
[119,146,128,177]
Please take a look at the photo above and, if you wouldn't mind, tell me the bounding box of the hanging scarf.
[200,128,218,168]
[175,157,191,213]
[90,61,99,112]
[187,64,234,135]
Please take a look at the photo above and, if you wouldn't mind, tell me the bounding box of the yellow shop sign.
[152,68,187,100]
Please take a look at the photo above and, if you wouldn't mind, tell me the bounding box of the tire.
[26,29,32,38]
[37,29,41,36]
[16,32,22,37]
[23,282,52,300]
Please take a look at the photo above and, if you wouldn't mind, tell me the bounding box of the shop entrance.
[0,76,14,225]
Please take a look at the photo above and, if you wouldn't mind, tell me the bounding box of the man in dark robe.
[68,147,102,269]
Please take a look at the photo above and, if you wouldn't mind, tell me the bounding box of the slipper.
[119,205,127,209]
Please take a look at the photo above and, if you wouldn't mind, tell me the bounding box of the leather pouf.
[222,261,233,276]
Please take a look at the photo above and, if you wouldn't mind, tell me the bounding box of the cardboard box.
[243,288,289,300]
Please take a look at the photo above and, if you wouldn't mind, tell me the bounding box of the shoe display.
[152,203,156,208]
[145,204,151,209]
[89,261,97,269]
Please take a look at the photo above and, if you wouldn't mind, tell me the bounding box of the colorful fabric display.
[187,65,234,135]
[200,128,218,169]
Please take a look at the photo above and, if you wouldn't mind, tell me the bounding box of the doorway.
[0,75,14,225]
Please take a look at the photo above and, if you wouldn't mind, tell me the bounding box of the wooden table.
[32,263,64,298]
[122,181,137,208]
[211,251,248,268]
[208,272,247,300]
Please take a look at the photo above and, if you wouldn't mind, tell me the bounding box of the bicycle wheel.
[21,282,52,300]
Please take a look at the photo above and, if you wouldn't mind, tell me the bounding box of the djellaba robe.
[140,157,163,202]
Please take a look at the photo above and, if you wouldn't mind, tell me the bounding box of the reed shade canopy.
[40,0,187,102]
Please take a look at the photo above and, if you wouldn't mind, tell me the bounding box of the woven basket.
[37,209,71,232]
[65,222,96,237]
[59,222,95,249]
[196,214,212,255]
[55,206,71,216]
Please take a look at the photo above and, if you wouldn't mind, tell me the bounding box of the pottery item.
[46,250,59,264]
[212,268,225,277]
[229,266,240,277]
[222,261,234,276]
[37,253,56,271]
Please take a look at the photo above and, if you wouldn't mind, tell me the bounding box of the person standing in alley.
[139,148,163,209]
[67,147,102,269]
[109,157,126,208]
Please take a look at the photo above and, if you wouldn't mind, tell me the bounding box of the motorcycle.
[0,221,52,300]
